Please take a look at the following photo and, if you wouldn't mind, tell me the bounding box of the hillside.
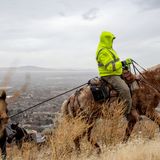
[6,137,160,160]
[6,110,160,160]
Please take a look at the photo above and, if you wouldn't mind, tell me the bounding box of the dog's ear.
[0,90,6,100]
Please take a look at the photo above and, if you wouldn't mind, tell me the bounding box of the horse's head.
[0,90,9,128]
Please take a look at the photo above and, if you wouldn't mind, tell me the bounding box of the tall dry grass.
[5,101,160,160]
[50,116,90,160]
[6,142,51,160]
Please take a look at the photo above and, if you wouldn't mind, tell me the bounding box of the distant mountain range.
[0,66,96,72]
[0,66,52,71]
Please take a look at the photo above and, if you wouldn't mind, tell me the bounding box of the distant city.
[0,66,97,132]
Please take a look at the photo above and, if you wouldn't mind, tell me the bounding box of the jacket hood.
[99,31,115,49]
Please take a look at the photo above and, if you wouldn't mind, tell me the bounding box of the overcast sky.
[0,0,159,69]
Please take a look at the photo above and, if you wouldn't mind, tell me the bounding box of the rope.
[131,60,160,94]
[132,62,142,88]
[132,59,147,72]
[9,82,88,118]
[132,61,137,75]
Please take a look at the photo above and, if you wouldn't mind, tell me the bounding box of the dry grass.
[6,142,51,160]
[6,136,160,160]
[5,101,160,160]
[50,116,90,160]
[75,137,160,160]
[91,101,126,147]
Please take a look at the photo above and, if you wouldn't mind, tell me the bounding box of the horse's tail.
[61,99,70,116]
[61,95,76,118]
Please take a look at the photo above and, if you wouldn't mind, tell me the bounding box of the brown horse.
[61,66,160,153]
[0,90,9,160]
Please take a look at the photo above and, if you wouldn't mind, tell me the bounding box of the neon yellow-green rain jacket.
[96,31,123,77]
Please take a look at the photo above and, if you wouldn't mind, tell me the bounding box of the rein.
[131,60,160,95]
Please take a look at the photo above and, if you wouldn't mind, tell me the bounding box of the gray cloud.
[83,8,99,21]
[133,0,160,10]
[0,0,159,69]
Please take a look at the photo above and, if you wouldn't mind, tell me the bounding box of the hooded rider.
[96,31,132,116]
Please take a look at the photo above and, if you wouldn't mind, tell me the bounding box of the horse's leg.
[123,111,138,142]
[123,119,136,142]
[123,101,142,142]
[87,125,101,154]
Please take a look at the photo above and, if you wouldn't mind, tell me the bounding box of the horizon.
[0,65,97,71]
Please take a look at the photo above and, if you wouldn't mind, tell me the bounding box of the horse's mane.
[141,66,160,91]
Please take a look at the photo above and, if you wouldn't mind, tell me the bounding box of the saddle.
[89,70,136,102]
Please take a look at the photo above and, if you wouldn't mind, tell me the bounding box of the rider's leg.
[102,76,132,115]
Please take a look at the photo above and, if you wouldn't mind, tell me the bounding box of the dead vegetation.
[4,65,160,160]
[6,101,160,160]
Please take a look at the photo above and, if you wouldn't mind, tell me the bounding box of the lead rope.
[9,82,88,118]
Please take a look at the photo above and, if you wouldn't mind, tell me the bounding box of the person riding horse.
[96,31,132,117]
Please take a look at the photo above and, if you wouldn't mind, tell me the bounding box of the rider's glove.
[125,58,132,65]
[121,58,132,67]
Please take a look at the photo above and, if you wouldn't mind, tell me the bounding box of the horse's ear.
[0,90,6,100]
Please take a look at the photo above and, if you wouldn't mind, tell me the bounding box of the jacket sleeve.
[98,50,122,71]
